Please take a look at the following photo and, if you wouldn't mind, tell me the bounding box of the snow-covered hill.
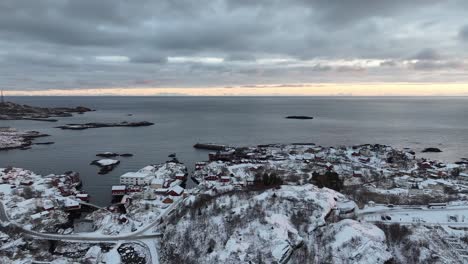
[159,184,391,264]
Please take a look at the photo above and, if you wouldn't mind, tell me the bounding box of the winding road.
[0,197,185,263]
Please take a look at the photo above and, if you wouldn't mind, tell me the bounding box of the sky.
[1,0,468,96]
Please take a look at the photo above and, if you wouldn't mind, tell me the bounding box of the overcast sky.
[1,0,468,95]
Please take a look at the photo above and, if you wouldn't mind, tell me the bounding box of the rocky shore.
[0,102,92,121]
[0,127,49,150]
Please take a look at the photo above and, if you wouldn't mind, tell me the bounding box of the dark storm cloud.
[0,0,467,90]
[411,48,442,61]
[459,25,468,41]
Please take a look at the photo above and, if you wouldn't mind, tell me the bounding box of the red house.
[20,180,33,186]
[204,175,219,181]
[175,173,186,180]
[353,170,363,177]
[111,185,126,196]
[162,197,174,204]
[219,176,231,183]
[76,193,90,202]
[64,199,81,211]
[168,186,184,196]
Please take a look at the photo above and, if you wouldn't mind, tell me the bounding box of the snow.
[0,184,12,195]
[103,248,122,264]
[64,198,79,207]
[151,178,165,185]
[169,185,184,195]
[112,185,126,191]
[31,211,49,220]
[121,171,149,178]
[320,219,392,264]
[96,159,119,166]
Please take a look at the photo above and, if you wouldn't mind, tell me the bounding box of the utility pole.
[0,89,4,104]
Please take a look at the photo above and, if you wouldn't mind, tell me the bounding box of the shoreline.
[1,142,467,263]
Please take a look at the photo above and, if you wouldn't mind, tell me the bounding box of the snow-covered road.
[0,196,186,263]
[358,205,468,227]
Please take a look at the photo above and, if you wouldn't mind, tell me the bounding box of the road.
[0,202,8,222]
[357,206,468,216]
[357,205,468,227]
[0,196,186,263]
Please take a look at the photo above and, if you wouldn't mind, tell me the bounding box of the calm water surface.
[1,96,467,205]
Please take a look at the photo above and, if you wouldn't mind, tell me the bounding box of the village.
[1,143,468,263]
[193,143,468,205]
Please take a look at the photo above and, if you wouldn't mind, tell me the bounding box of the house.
[195,162,206,170]
[162,197,174,204]
[64,198,81,210]
[359,158,371,163]
[31,211,49,220]
[209,150,235,161]
[175,173,186,180]
[42,200,55,211]
[150,178,165,189]
[154,188,168,194]
[246,176,255,185]
[219,176,231,183]
[127,186,142,193]
[168,185,184,196]
[204,175,219,181]
[353,170,364,177]
[120,171,151,186]
[111,185,126,196]
[76,193,90,202]
[20,180,33,186]
[418,162,433,170]
[74,219,96,233]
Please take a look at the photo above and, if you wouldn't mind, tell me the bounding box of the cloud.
[410,60,466,71]
[411,48,442,61]
[130,54,168,64]
[459,25,468,41]
[0,0,467,91]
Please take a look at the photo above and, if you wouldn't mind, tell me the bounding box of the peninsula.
[0,102,92,122]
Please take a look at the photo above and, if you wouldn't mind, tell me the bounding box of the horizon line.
[2,83,468,96]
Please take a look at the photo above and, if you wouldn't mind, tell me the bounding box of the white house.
[120,171,151,185]
[150,178,165,189]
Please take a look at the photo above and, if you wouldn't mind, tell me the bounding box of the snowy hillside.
[159,184,391,264]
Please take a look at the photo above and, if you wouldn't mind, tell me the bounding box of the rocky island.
[96,152,134,158]
[0,127,49,150]
[90,159,120,174]
[56,121,154,130]
[0,102,92,121]
[285,115,314,119]
[422,147,443,153]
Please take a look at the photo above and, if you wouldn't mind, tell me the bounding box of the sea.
[1,96,467,206]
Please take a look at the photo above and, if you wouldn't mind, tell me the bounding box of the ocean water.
[1,96,467,205]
